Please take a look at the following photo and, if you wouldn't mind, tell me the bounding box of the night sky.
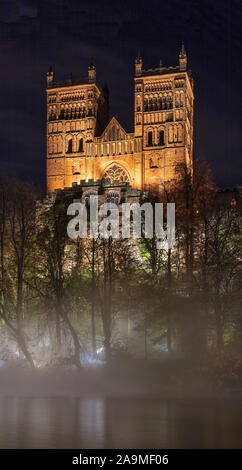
[0,0,241,190]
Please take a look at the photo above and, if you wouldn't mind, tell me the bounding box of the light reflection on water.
[0,397,241,448]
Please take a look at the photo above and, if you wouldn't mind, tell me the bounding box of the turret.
[88,60,96,82]
[46,65,54,88]
[179,42,187,71]
[135,51,142,76]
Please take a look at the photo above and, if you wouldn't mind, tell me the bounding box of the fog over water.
[0,364,241,449]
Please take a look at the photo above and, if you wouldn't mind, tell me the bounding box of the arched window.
[175,92,179,107]
[57,135,62,153]
[169,125,173,143]
[107,192,119,206]
[178,124,183,142]
[174,125,178,142]
[78,138,83,152]
[159,130,165,146]
[147,131,153,146]
[168,94,173,109]
[102,164,129,185]
[48,137,53,154]
[53,136,58,153]
[136,95,141,112]
[67,138,73,153]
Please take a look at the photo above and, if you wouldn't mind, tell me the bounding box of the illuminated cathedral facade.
[46,45,194,198]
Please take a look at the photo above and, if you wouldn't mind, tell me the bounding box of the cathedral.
[46,45,194,200]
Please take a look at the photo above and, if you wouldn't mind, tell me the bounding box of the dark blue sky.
[0,0,241,189]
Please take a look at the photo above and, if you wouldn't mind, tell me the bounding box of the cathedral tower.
[46,63,109,193]
[134,44,194,190]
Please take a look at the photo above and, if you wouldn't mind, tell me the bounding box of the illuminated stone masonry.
[46,45,194,196]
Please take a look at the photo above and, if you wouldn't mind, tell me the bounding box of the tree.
[0,175,40,368]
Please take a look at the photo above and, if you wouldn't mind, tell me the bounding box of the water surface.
[0,397,241,448]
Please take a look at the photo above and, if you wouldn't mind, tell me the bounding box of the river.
[0,396,241,448]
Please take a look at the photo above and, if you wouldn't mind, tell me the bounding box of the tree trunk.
[91,239,97,356]
[17,332,35,369]
[63,312,82,369]
[101,240,112,362]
